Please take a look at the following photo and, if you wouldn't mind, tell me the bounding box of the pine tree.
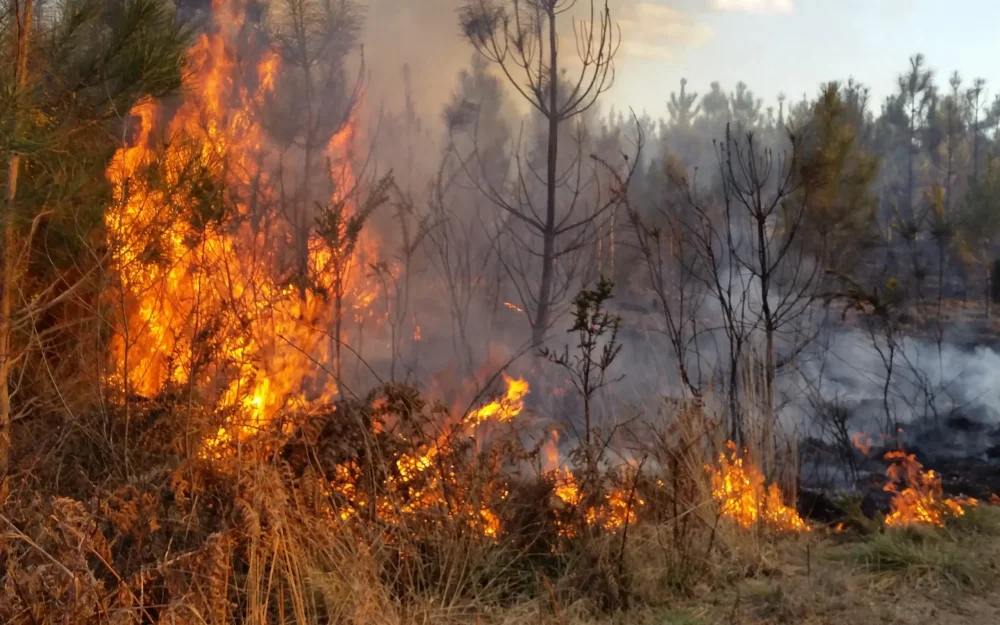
[796,82,880,291]
[0,0,188,478]
[667,78,700,128]
[730,81,763,129]
[965,77,987,182]
[927,71,969,215]
[897,54,935,223]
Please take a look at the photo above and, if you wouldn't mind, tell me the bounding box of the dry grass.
[4,380,1000,625]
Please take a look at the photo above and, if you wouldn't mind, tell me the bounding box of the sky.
[360,0,1000,125]
[609,0,1000,118]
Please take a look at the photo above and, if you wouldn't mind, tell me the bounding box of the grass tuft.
[852,526,991,589]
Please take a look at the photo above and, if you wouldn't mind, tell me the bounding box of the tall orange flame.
[105,0,378,449]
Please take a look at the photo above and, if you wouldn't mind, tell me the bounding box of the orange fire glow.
[328,372,531,537]
[882,449,977,528]
[548,449,643,534]
[466,373,529,426]
[550,468,642,533]
[542,430,560,472]
[852,432,873,456]
[105,0,379,449]
[708,441,809,532]
[100,0,666,543]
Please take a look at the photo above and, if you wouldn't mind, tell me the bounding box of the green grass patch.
[851,527,985,588]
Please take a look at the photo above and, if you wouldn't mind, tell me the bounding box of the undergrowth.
[0,376,757,624]
[5,383,1000,624]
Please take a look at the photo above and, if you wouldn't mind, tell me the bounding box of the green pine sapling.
[540,275,624,480]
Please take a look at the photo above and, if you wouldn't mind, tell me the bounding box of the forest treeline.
[1,0,993,480]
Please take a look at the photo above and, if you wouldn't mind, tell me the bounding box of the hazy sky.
[610,0,1000,116]
[361,0,1000,123]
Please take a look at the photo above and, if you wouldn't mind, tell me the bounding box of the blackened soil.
[797,447,1000,525]
[934,457,1000,501]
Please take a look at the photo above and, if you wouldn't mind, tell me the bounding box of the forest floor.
[655,531,1000,625]
[505,508,1000,625]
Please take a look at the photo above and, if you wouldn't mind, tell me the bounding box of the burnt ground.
[795,396,1000,528]
[796,445,1000,527]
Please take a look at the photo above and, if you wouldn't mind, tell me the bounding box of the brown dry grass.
[4,380,1000,625]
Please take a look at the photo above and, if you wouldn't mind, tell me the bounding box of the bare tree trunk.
[296,12,315,302]
[0,0,34,479]
[728,347,742,444]
[987,265,992,321]
[532,6,560,348]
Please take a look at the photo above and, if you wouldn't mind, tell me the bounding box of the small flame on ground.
[329,372,529,538]
[882,449,977,528]
[549,468,642,533]
[504,301,523,313]
[852,432,873,456]
[707,441,809,532]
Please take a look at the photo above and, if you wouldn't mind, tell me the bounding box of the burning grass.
[7,377,1000,624]
[708,441,809,532]
[882,449,979,528]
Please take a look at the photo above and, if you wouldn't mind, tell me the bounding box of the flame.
[882,449,977,528]
[544,430,643,534]
[852,432,873,456]
[708,441,809,532]
[503,301,523,313]
[328,372,529,538]
[105,0,378,449]
[545,432,644,535]
[542,430,560,472]
[549,468,642,533]
[552,468,582,508]
[465,373,529,426]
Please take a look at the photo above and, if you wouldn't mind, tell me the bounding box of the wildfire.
[544,426,643,534]
[465,373,529,426]
[708,441,809,532]
[328,373,531,538]
[851,432,873,456]
[105,0,379,448]
[882,449,977,528]
[552,468,583,507]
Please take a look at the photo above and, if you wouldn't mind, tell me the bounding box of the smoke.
[789,329,1000,461]
[360,0,472,122]
[357,0,716,127]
